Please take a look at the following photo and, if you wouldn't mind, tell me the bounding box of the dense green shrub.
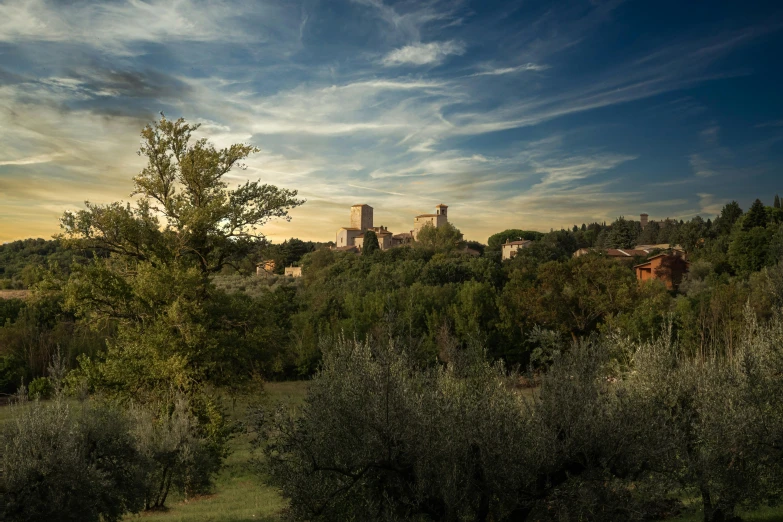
[130,394,228,509]
[27,376,52,399]
[1,398,146,522]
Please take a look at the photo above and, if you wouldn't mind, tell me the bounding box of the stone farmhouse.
[502,239,533,260]
[335,203,450,251]
[284,266,302,278]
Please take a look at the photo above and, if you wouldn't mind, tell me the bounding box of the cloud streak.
[381,40,466,66]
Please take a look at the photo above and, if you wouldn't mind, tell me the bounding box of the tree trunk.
[701,486,741,522]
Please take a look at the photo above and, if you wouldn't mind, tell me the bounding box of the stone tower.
[435,203,448,218]
[350,204,373,230]
[640,213,649,229]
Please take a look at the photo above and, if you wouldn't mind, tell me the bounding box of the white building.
[502,239,533,260]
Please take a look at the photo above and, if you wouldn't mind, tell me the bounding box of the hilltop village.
[335,203,450,252]
[262,202,694,290]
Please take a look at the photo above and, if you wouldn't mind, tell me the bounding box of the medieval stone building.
[334,203,451,250]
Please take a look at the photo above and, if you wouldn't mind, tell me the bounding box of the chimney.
[640,213,649,230]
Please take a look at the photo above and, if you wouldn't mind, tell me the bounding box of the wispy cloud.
[470,63,550,76]
[381,40,466,66]
[0,0,780,243]
[690,153,718,178]
[0,153,63,166]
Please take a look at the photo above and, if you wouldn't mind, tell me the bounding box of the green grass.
[663,505,783,522]
[124,381,309,522]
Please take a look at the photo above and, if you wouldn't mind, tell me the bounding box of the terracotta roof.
[633,253,691,268]
[351,204,371,207]
[393,233,412,239]
[634,244,684,251]
[435,203,448,207]
[604,249,650,257]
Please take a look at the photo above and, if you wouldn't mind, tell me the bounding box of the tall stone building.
[335,202,451,250]
[413,204,448,239]
[336,204,373,248]
[350,204,373,230]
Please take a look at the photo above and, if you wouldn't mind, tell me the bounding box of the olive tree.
[1,397,146,522]
[628,310,783,522]
[257,335,673,521]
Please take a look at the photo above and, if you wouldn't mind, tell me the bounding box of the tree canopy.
[58,115,304,395]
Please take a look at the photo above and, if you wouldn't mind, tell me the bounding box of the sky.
[1,0,782,244]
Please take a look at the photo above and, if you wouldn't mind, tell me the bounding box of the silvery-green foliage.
[629,308,783,522]
[129,394,223,509]
[1,397,146,522]
[261,314,783,522]
[260,335,672,521]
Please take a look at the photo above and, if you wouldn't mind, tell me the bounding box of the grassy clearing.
[123,381,309,522]
[664,504,783,522]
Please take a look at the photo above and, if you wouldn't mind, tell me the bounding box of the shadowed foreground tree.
[1,396,146,522]
[257,314,783,522]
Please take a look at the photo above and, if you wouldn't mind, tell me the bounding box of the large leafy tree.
[415,222,465,252]
[502,255,637,341]
[59,115,303,395]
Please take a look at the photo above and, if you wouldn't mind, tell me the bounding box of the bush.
[1,398,146,522]
[28,376,53,399]
[258,335,665,521]
[130,394,228,509]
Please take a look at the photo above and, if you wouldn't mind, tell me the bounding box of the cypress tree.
[362,230,380,254]
[743,198,768,230]
[774,194,781,209]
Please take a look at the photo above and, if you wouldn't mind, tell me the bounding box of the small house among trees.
[634,253,689,290]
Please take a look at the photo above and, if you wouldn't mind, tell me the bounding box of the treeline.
[0,238,92,289]
[3,197,783,387]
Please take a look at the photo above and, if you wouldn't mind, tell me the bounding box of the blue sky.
[1,0,782,243]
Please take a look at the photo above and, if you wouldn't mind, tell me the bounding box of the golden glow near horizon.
[2,1,780,244]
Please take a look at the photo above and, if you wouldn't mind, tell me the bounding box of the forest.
[2,116,783,522]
